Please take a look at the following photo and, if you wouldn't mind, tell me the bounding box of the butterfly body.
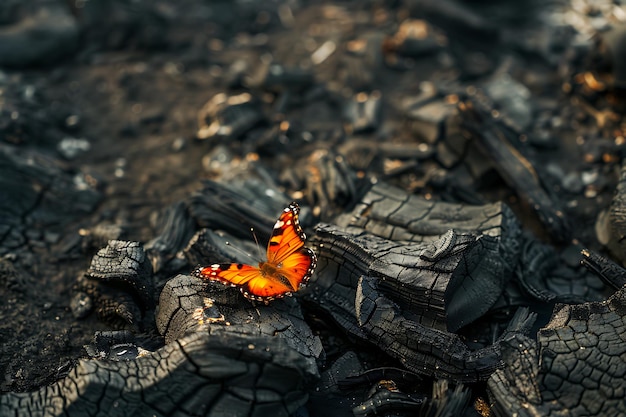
[193,202,316,303]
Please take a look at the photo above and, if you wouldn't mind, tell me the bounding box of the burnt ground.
[1,0,625,414]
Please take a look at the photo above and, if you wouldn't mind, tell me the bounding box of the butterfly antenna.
[224,241,255,261]
[250,227,264,261]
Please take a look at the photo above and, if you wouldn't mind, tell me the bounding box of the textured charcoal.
[310,225,473,334]
[187,179,289,243]
[86,240,155,310]
[459,100,571,242]
[0,274,322,416]
[581,249,626,290]
[323,183,521,331]
[609,161,626,263]
[488,285,626,416]
[308,223,527,381]
[3,171,613,413]
[76,240,156,330]
[334,182,521,247]
[0,332,315,417]
[144,201,195,274]
[279,149,364,220]
[156,274,322,364]
[355,275,535,382]
[0,144,101,257]
[515,238,607,306]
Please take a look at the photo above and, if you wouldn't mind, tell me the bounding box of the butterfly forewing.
[266,203,307,265]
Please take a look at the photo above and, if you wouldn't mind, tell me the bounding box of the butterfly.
[193,202,317,303]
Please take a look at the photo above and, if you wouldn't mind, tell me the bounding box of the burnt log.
[333,182,521,247]
[489,284,626,416]
[608,161,626,264]
[307,220,531,382]
[458,100,571,242]
[310,223,510,334]
[355,274,535,382]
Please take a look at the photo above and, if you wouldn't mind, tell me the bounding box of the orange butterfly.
[193,202,317,303]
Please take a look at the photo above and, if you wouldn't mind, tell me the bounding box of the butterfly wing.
[193,263,295,301]
[265,202,317,291]
[193,202,317,303]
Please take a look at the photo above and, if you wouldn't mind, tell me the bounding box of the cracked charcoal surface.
[86,240,154,308]
[156,274,323,366]
[311,187,518,333]
[0,143,102,392]
[334,182,521,245]
[1,273,321,416]
[0,331,315,417]
[608,161,626,264]
[2,174,616,414]
[80,240,156,329]
[0,144,101,257]
[489,284,626,416]
[310,224,474,334]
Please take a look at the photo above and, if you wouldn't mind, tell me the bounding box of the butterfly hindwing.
[194,263,260,287]
[194,263,294,300]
